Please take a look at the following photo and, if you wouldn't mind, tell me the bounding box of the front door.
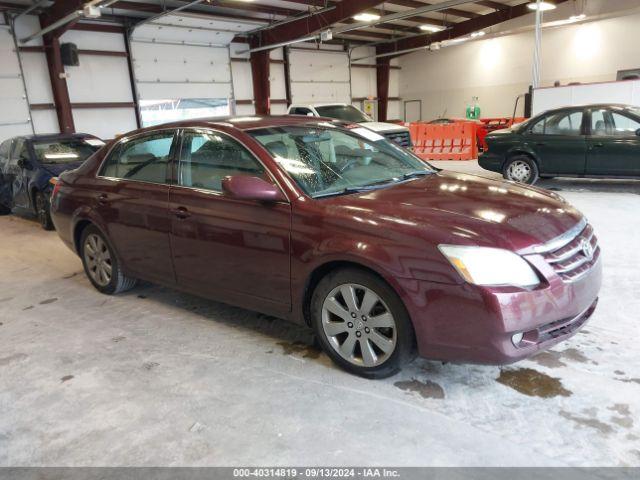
[10,139,32,208]
[525,109,587,175]
[586,108,640,176]
[95,130,177,283]
[169,128,291,315]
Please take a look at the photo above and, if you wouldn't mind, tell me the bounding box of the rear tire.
[35,191,54,230]
[80,225,136,295]
[503,155,539,185]
[310,268,416,379]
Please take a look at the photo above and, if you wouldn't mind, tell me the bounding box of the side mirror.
[222,176,286,203]
[17,158,32,170]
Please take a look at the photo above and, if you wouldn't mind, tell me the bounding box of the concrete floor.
[1,162,639,467]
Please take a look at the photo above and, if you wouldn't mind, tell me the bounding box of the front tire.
[34,191,54,230]
[80,225,136,295]
[311,268,416,379]
[503,155,539,185]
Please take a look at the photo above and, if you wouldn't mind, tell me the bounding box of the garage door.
[0,25,33,140]
[288,48,351,104]
[130,13,261,126]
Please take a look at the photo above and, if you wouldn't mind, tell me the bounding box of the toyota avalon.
[50,116,602,378]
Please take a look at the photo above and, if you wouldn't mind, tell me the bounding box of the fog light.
[512,332,524,346]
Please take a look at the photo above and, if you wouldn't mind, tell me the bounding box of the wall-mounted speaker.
[60,43,79,67]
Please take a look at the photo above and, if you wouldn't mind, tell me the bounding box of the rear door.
[524,109,587,175]
[586,108,640,176]
[169,128,291,315]
[95,130,177,283]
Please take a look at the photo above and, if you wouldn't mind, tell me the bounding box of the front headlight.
[438,245,540,287]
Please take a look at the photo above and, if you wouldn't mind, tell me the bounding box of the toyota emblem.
[581,239,594,261]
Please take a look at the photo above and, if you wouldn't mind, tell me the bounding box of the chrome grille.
[542,223,600,282]
[384,130,412,148]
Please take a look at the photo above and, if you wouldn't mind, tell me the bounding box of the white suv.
[287,103,412,148]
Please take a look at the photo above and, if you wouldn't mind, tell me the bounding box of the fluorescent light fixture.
[44,153,79,160]
[527,1,557,11]
[419,24,445,33]
[569,14,587,21]
[471,31,486,38]
[353,12,381,22]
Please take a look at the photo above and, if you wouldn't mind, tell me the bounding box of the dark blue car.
[0,133,104,230]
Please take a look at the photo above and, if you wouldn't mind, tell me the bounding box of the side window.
[8,139,27,165]
[178,131,265,192]
[100,131,174,183]
[530,117,546,134]
[591,109,609,136]
[532,111,583,136]
[0,139,11,158]
[610,112,640,137]
[292,108,313,116]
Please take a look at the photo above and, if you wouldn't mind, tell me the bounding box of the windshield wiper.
[314,184,390,198]
[402,170,434,180]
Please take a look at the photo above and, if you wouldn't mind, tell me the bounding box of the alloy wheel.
[321,283,397,368]
[84,233,113,287]
[506,160,532,183]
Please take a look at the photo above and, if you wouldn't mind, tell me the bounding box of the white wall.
[399,3,640,121]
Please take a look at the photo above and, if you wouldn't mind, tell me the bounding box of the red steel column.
[43,33,75,133]
[376,56,390,123]
[250,47,271,115]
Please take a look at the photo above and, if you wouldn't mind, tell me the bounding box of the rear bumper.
[400,255,602,365]
[478,152,503,173]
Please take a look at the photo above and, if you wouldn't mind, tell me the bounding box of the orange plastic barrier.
[409,122,478,161]
[480,117,527,132]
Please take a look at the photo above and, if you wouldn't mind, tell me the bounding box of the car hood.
[322,171,583,252]
[359,121,409,134]
[39,161,84,176]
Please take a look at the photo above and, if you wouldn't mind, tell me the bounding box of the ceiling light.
[471,31,486,37]
[569,14,586,21]
[353,12,381,22]
[527,1,557,11]
[420,24,445,33]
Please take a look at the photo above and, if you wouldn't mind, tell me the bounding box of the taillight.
[50,177,62,201]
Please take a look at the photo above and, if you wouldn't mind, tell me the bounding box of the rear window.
[33,138,103,164]
[315,105,371,123]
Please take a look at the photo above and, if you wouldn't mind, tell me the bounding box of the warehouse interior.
[1,0,639,471]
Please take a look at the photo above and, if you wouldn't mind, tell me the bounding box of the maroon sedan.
[50,116,602,378]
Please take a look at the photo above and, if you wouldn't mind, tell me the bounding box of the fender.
[504,144,541,169]
[69,207,129,275]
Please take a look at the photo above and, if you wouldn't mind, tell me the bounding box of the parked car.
[0,133,104,229]
[50,116,602,378]
[288,103,412,148]
[479,104,640,184]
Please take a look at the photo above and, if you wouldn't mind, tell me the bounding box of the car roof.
[547,103,636,112]
[290,103,349,108]
[20,133,98,142]
[130,115,340,134]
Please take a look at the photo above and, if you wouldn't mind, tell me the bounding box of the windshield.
[33,138,102,164]
[315,105,371,123]
[249,124,435,198]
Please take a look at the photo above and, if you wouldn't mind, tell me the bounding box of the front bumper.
[400,253,602,365]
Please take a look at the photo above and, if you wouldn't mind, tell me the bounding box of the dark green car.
[479,104,640,184]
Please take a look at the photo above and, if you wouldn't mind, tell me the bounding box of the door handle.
[97,194,108,206]
[171,206,191,219]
